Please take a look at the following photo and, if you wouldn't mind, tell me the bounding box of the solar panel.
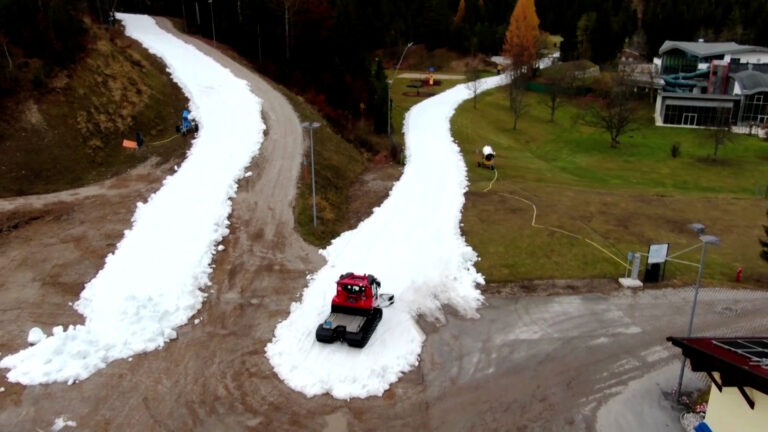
[714,339,768,366]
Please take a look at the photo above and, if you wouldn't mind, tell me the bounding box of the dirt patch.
[341,160,403,231]
[484,278,621,297]
[0,207,54,235]
[21,101,46,129]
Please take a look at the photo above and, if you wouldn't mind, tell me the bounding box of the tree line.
[3,0,768,129]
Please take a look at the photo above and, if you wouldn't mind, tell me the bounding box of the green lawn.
[453,87,768,287]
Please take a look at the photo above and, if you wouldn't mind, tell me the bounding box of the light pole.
[387,42,414,140]
[301,121,321,228]
[675,223,720,402]
[208,0,216,47]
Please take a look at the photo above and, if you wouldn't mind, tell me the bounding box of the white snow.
[51,416,77,431]
[265,74,510,399]
[0,13,264,385]
[27,327,46,345]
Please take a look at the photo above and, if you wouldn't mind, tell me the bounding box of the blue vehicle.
[175,110,199,136]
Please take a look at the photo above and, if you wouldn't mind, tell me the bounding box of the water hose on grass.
[480,166,629,270]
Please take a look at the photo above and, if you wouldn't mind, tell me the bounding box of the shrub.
[670,142,681,158]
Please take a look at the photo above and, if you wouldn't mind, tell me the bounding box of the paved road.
[1,18,767,432]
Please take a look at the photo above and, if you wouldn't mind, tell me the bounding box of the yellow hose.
[483,169,498,192]
[148,134,180,145]
[480,165,630,270]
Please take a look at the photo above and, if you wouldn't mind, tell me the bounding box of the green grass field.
[453,87,768,287]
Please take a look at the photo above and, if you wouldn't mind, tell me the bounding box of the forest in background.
[2,0,768,138]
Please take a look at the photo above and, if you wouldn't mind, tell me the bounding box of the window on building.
[662,51,699,75]
[663,103,733,127]
[740,92,768,124]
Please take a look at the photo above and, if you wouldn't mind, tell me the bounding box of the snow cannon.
[315,273,394,348]
[175,110,199,136]
[477,145,495,170]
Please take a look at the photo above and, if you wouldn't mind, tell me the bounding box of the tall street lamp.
[675,223,720,401]
[301,121,321,228]
[387,42,414,140]
[208,0,216,47]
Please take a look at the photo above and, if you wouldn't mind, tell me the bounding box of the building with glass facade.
[655,41,768,129]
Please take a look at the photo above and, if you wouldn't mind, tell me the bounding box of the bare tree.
[542,88,563,122]
[541,72,569,122]
[710,107,732,159]
[464,57,484,109]
[646,63,659,105]
[540,64,581,122]
[508,71,528,130]
[582,74,636,148]
[0,33,10,72]
[760,208,768,262]
[272,0,301,60]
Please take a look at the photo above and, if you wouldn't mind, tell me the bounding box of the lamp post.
[387,42,414,140]
[301,121,321,228]
[208,0,216,47]
[675,223,720,401]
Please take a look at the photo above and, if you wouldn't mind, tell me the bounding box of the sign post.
[644,243,669,283]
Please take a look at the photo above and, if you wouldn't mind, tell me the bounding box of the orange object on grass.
[122,139,138,149]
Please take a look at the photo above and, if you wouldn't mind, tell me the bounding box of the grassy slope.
[0,22,189,197]
[289,96,367,246]
[454,88,768,287]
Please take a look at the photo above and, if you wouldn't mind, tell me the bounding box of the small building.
[655,41,768,130]
[668,336,768,432]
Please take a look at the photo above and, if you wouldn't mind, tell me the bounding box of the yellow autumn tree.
[454,0,466,24]
[502,0,540,75]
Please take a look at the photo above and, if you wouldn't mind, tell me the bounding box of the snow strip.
[0,14,264,385]
[51,416,77,432]
[266,74,510,399]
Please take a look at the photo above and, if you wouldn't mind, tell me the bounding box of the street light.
[387,42,414,140]
[675,223,720,401]
[301,121,321,228]
[208,0,216,47]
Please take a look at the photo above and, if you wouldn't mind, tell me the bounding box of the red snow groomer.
[315,272,394,348]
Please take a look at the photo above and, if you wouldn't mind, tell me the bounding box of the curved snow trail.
[266,74,510,399]
[0,14,265,385]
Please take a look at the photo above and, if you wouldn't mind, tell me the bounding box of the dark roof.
[660,92,739,100]
[667,336,768,396]
[731,70,768,94]
[660,41,768,57]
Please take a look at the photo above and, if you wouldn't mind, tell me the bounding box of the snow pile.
[51,416,77,432]
[0,14,264,385]
[27,327,46,345]
[266,74,510,399]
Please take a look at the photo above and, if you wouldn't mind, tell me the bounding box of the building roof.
[660,92,739,100]
[660,41,768,57]
[731,70,768,94]
[667,337,768,397]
